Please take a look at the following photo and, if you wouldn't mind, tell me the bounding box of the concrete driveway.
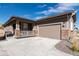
[0,37,71,56]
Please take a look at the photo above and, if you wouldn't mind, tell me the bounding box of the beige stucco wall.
[69,16,74,30]
[61,14,74,40]
[33,25,39,36]
[62,14,74,30]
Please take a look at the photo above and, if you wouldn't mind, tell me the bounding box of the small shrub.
[71,42,77,51]
[71,39,79,52]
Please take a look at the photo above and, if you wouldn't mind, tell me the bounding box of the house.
[3,11,76,40]
[0,24,6,40]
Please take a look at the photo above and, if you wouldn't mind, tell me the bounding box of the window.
[28,24,33,31]
[19,22,28,31]
[23,23,28,30]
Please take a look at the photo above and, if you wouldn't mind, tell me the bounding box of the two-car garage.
[38,23,61,40]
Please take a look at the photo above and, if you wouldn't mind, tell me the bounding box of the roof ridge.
[36,10,75,21]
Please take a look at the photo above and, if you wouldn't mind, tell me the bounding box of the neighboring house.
[0,25,6,40]
[3,11,76,40]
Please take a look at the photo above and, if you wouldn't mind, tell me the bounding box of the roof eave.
[3,16,35,27]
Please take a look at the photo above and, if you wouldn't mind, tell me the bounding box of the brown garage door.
[39,24,61,39]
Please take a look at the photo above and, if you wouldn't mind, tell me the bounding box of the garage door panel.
[39,24,60,39]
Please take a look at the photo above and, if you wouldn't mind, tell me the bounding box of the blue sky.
[0,3,79,28]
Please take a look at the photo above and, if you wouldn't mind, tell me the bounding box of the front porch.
[13,20,38,38]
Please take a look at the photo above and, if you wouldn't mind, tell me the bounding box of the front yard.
[0,37,71,56]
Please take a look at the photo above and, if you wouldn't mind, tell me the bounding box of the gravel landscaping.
[0,37,71,56]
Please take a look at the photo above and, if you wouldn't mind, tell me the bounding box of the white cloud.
[36,3,78,15]
[36,7,62,15]
[18,14,31,19]
[58,3,79,7]
[35,16,42,19]
[35,16,46,20]
[36,10,49,15]
[56,3,79,10]
[38,4,47,8]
